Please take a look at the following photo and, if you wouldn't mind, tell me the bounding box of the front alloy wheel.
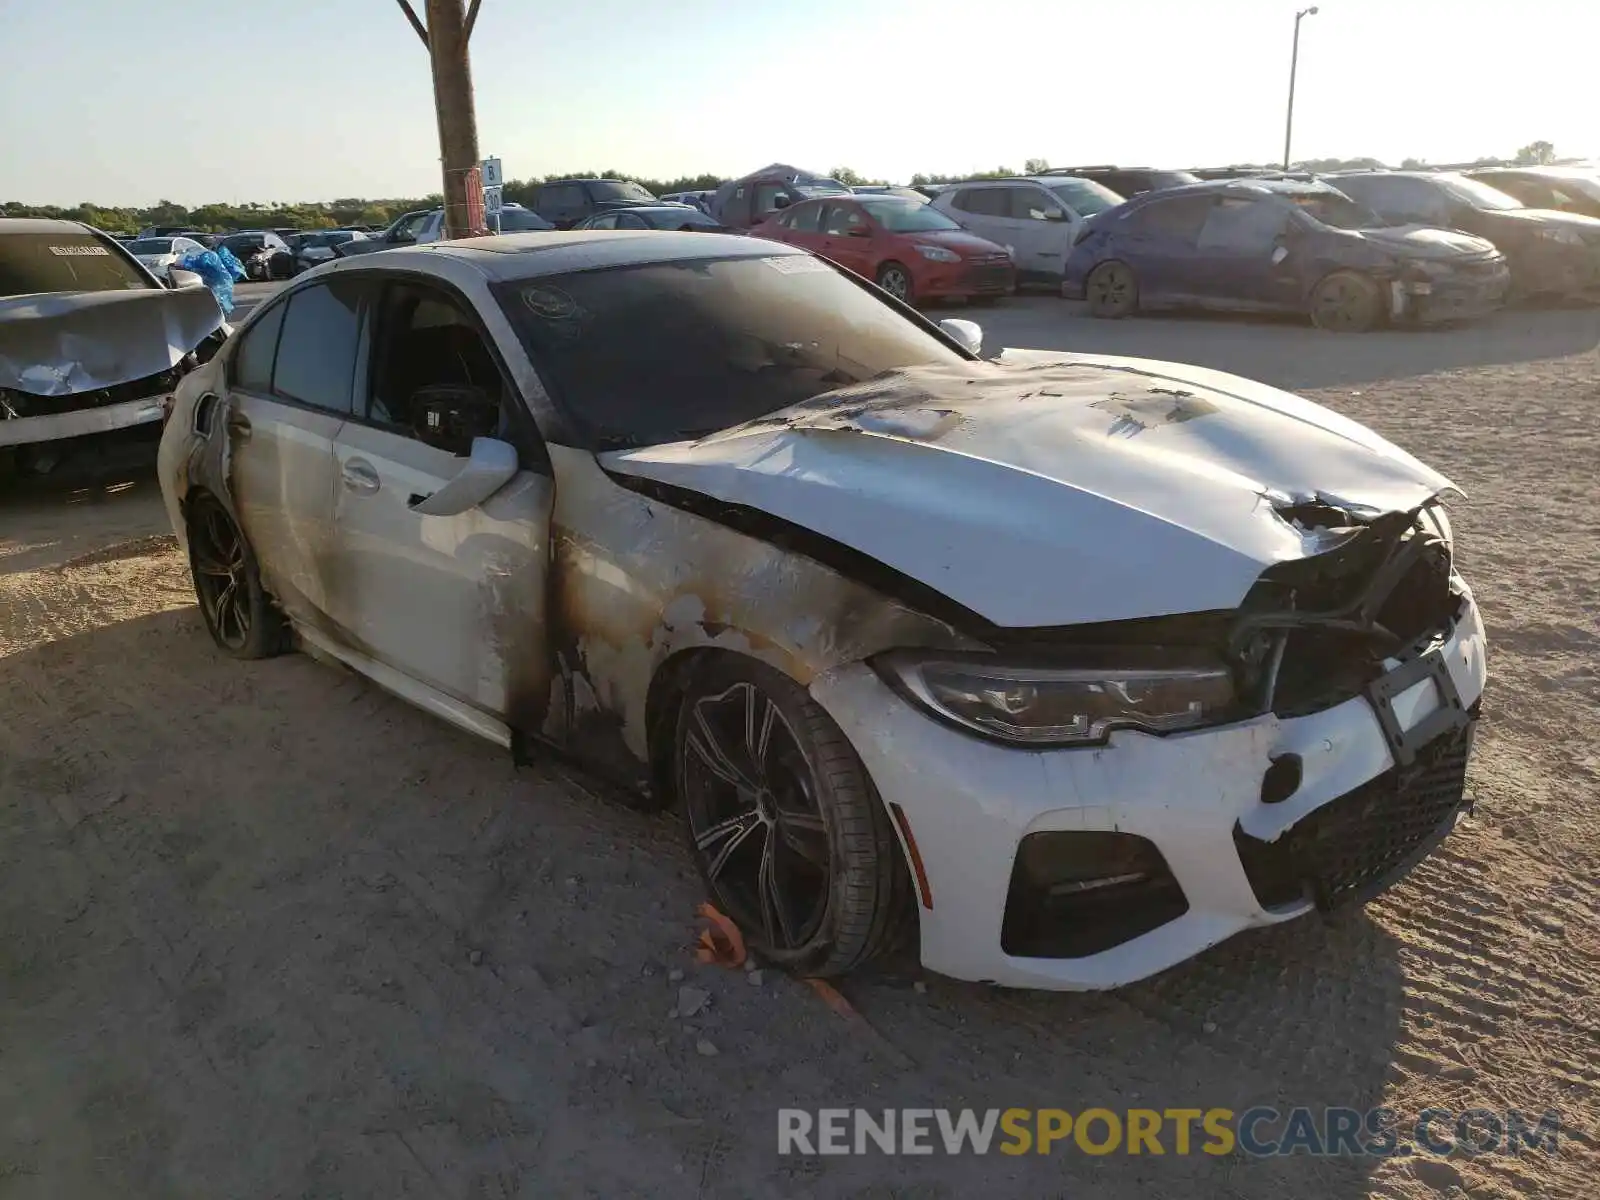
[187,494,285,659]
[676,657,911,976]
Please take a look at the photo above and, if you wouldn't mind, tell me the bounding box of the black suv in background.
[1047,166,1201,197]
[528,178,660,229]
[1332,171,1600,300]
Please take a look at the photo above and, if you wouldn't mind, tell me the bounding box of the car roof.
[368,229,803,281]
[0,217,97,236]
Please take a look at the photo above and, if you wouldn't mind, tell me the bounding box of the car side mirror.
[938,318,983,356]
[410,436,519,517]
[169,268,206,290]
[773,195,792,210]
[1044,209,1068,222]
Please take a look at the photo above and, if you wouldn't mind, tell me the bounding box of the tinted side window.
[788,203,823,232]
[956,188,1010,217]
[1197,197,1289,251]
[231,299,286,392]
[1122,195,1215,242]
[272,280,363,414]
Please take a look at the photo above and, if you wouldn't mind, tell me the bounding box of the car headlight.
[874,651,1237,747]
[1535,226,1584,245]
[915,245,961,263]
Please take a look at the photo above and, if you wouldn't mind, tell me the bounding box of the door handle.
[341,457,380,495]
[225,411,251,439]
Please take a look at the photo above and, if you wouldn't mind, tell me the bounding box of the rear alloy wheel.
[1310,270,1383,332]
[187,493,286,659]
[1086,261,1138,318]
[876,261,914,304]
[676,657,911,977]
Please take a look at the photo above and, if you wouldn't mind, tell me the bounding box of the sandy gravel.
[1,307,1597,1199]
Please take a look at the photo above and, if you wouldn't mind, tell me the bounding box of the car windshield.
[645,209,717,228]
[592,180,656,203]
[1289,192,1381,230]
[0,232,153,296]
[496,254,964,450]
[858,198,958,232]
[1437,176,1523,211]
[1047,178,1123,215]
[126,238,176,255]
[496,209,552,231]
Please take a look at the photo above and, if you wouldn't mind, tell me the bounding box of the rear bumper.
[0,393,168,447]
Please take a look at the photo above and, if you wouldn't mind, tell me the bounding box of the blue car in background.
[1063,179,1511,332]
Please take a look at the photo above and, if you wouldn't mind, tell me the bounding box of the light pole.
[1283,6,1318,170]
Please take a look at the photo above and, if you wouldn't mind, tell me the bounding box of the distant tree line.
[1,142,1566,233]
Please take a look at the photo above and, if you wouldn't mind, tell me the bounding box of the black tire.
[1086,261,1138,318]
[876,261,914,305]
[674,655,912,977]
[186,493,287,660]
[1310,270,1383,332]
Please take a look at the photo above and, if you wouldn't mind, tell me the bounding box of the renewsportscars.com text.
[777,1107,1563,1158]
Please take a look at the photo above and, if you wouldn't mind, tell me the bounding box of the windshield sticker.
[521,285,580,320]
[763,255,829,275]
[47,245,111,257]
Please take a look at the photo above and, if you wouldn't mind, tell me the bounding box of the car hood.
[601,352,1454,628]
[912,229,1010,256]
[1473,207,1600,236]
[1350,224,1499,260]
[0,287,224,397]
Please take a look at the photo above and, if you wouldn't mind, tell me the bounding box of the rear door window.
[954,187,1011,217]
[271,280,364,414]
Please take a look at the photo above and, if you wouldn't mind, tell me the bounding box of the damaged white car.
[1,217,228,478]
[156,231,1486,990]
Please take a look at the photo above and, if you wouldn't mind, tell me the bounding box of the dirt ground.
[2,303,1597,1199]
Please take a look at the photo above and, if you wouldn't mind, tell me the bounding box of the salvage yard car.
[1332,171,1600,301]
[1,217,227,478]
[752,193,1014,305]
[1064,179,1511,331]
[157,230,1487,990]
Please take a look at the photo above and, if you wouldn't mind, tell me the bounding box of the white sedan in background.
[125,234,206,282]
[156,231,1486,990]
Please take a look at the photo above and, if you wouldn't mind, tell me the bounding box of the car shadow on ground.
[953,298,1600,392]
[0,462,168,578]
[1,587,1412,1199]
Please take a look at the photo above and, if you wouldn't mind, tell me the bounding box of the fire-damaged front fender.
[535,445,982,782]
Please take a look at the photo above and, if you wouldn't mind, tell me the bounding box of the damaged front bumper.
[0,286,223,451]
[0,382,171,446]
[809,586,1486,991]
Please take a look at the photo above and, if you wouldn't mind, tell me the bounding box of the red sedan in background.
[753,194,1015,306]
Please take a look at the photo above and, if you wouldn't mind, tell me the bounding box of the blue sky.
[1,0,1592,205]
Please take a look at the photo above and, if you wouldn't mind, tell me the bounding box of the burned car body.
[1,218,227,465]
[156,232,1486,990]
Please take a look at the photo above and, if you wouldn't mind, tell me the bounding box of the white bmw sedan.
[157,231,1487,990]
